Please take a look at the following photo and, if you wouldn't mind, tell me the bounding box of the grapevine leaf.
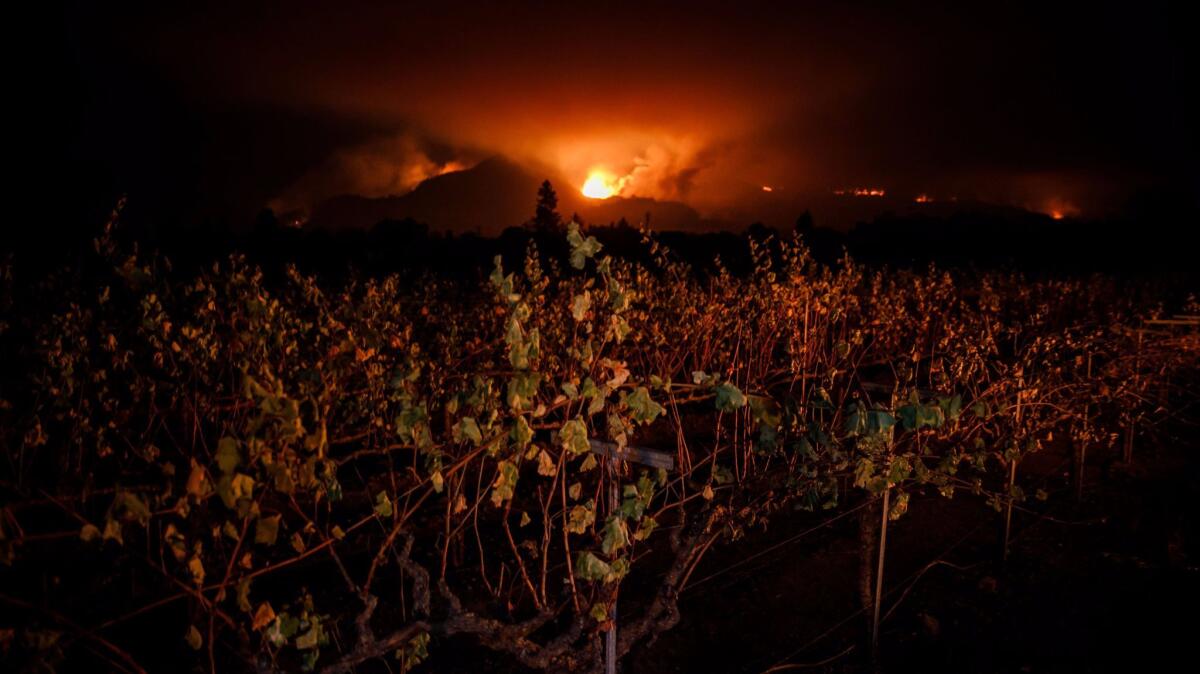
[558,418,590,455]
[714,382,747,412]
[623,387,664,425]
[575,551,613,582]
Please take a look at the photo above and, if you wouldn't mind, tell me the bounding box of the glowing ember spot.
[834,187,886,197]
[761,185,774,192]
[1050,210,1064,220]
[914,193,933,203]
[581,171,622,199]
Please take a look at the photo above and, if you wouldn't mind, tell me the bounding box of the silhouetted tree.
[532,180,563,232]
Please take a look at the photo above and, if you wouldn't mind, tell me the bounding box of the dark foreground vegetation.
[1,202,1198,673]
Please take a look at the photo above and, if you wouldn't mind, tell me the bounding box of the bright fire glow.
[1041,197,1079,220]
[834,187,886,197]
[581,170,624,199]
[914,193,933,203]
[761,185,774,192]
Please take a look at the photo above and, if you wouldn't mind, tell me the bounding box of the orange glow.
[834,187,886,197]
[581,170,625,199]
[914,193,933,203]
[761,185,774,192]
[1041,197,1079,220]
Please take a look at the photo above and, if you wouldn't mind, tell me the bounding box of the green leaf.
[374,491,393,518]
[970,400,991,418]
[601,516,629,555]
[590,602,608,623]
[506,373,541,410]
[714,382,747,412]
[558,418,590,455]
[575,551,613,582]
[887,457,912,485]
[295,623,322,650]
[620,479,653,520]
[571,292,592,322]
[506,320,540,370]
[453,417,483,445]
[633,516,658,541]
[854,458,875,489]
[266,612,300,646]
[898,402,944,431]
[490,460,519,506]
[567,222,603,269]
[937,395,963,422]
[888,491,910,520]
[395,402,430,446]
[510,416,534,449]
[395,632,430,668]
[623,387,664,425]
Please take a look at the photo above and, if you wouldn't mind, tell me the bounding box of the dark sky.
[42,0,1197,229]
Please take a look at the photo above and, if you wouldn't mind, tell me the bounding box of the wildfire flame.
[833,187,886,197]
[581,170,626,199]
[1042,198,1078,220]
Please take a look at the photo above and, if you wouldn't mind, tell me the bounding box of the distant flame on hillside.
[581,169,631,199]
[1041,197,1080,220]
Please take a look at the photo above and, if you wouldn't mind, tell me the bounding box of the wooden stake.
[871,488,890,656]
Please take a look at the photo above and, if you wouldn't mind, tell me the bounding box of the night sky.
[40,1,1197,232]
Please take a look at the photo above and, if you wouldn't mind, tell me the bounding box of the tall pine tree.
[532,180,563,232]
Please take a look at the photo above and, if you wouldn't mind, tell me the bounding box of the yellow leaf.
[188,555,206,586]
[251,602,276,631]
[184,625,203,650]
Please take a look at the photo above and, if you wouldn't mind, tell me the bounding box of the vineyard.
[2,208,1198,674]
